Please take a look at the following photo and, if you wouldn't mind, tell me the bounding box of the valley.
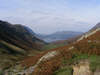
[1,0,100,75]
[0,20,100,75]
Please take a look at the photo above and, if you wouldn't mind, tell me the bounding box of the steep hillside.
[32,27,100,75]
[0,20,45,72]
[0,20,45,52]
[11,23,100,75]
[37,31,83,42]
[90,22,100,31]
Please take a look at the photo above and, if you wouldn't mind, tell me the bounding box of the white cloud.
[0,0,100,34]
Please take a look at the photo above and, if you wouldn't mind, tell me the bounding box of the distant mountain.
[37,31,83,42]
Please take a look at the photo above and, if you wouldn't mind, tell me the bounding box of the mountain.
[32,23,100,75]
[37,31,83,42]
[0,20,45,71]
[0,20,45,52]
[12,23,100,75]
[2,22,100,75]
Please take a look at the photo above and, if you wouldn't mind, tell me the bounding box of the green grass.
[0,41,26,54]
[69,54,89,64]
[42,43,66,50]
[53,67,73,75]
[70,54,100,72]
[54,53,100,75]
[0,70,4,75]
[0,48,25,71]
[89,55,100,72]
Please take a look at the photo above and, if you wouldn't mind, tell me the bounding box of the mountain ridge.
[0,20,45,71]
[90,22,100,31]
[37,31,83,42]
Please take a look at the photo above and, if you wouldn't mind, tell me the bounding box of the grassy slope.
[0,48,22,70]
[31,31,100,75]
[54,54,100,75]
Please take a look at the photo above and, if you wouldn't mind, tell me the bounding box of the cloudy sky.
[0,0,100,34]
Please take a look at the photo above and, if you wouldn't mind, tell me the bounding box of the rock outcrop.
[73,60,92,75]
